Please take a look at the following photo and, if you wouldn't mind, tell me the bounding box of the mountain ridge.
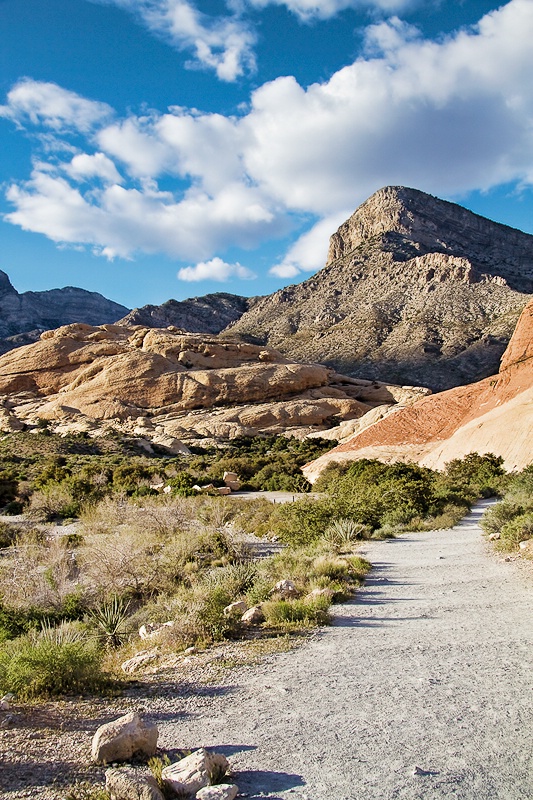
[225,186,533,391]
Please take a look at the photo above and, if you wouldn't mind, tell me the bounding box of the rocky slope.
[226,187,533,391]
[0,323,429,450]
[117,293,260,334]
[303,299,533,479]
[0,270,129,353]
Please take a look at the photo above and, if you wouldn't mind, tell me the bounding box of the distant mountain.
[303,298,533,478]
[226,186,533,391]
[0,270,129,354]
[117,293,261,334]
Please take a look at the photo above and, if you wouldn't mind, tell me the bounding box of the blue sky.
[1,0,533,309]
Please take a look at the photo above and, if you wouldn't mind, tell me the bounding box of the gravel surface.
[1,500,532,799]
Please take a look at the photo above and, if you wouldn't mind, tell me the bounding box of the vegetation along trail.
[159,500,533,799]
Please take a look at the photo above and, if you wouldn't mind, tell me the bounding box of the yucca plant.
[88,596,132,648]
[324,518,370,547]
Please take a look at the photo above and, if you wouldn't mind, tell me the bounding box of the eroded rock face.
[0,323,427,444]
[303,298,533,478]
[226,187,533,391]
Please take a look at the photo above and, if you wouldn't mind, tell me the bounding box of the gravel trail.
[159,500,533,799]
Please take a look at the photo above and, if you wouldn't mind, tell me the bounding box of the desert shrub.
[65,783,110,800]
[499,513,533,550]
[262,597,330,628]
[0,531,84,612]
[0,622,107,699]
[442,452,505,498]
[27,483,80,521]
[0,521,19,549]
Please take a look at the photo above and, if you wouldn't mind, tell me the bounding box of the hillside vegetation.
[0,428,523,702]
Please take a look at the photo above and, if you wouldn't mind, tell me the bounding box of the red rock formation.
[304,299,533,478]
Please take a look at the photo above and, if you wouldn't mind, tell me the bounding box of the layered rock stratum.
[0,270,129,353]
[303,299,533,479]
[226,186,533,391]
[0,323,429,450]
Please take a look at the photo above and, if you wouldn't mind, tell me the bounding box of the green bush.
[0,622,107,699]
[500,513,533,549]
[262,597,330,627]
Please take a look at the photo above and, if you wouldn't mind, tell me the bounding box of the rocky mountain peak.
[0,270,16,297]
[227,187,533,391]
[327,186,533,291]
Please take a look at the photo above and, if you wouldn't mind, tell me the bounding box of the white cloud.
[100,0,256,81]
[65,153,123,184]
[246,0,414,22]
[4,0,533,278]
[243,0,533,213]
[0,79,113,133]
[178,256,256,281]
[5,166,285,261]
[270,210,350,276]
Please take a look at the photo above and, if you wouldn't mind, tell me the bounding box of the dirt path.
[157,500,533,799]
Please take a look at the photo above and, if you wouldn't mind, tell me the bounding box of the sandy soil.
[1,500,532,799]
[158,499,533,799]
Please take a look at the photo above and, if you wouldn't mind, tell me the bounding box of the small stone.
[196,784,239,800]
[91,712,158,764]
[105,766,165,800]
[271,580,299,599]
[162,749,229,795]
[305,587,334,602]
[488,532,501,540]
[223,601,248,617]
[241,605,265,625]
[121,650,159,674]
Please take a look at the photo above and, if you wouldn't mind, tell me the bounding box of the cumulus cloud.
[5,164,286,261]
[178,256,256,281]
[0,79,113,132]
[65,153,123,184]
[270,210,350,277]
[3,0,533,277]
[99,0,256,80]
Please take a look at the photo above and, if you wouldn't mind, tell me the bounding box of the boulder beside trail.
[91,712,158,764]
[161,748,229,795]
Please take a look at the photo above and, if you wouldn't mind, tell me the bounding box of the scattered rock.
[121,650,159,674]
[241,605,265,625]
[91,712,158,764]
[139,621,175,640]
[105,766,165,800]
[223,601,248,617]
[162,748,229,795]
[305,587,335,602]
[271,579,299,599]
[196,784,239,800]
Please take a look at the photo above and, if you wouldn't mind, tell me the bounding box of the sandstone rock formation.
[0,270,128,353]
[226,187,533,391]
[303,299,533,479]
[0,323,427,444]
[117,292,260,334]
